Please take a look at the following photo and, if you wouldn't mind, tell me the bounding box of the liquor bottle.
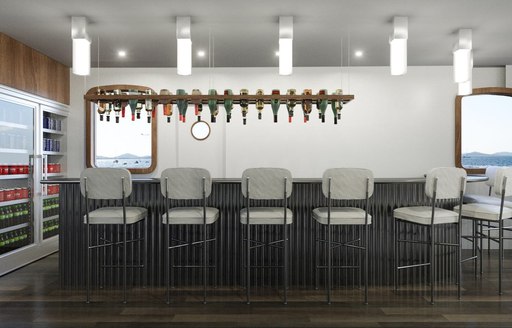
[96,89,106,121]
[270,89,280,123]
[135,102,143,120]
[176,89,188,122]
[208,89,219,123]
[113,89,122,123]
[128,90,138,121]
[160,89,173,123]
[317,89,328,123]
[145,89,154,123]
[331,89,343,124]
[286,89,296,123]
[255,89,264,120]
[192,89,203,121]
[223,89,234,123]
[301,89,312,122]
[240,89,249,125]
[104,92,113,122]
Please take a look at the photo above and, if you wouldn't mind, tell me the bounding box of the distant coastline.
[96,153,151,168]
[462,152,512,168]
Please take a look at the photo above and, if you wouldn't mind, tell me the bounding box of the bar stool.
[393,167,466,304]
[454,167,512,295]
[160,168,219,304]
[312,168,374,304]
[81,168,148,304]
[240,168,293,304]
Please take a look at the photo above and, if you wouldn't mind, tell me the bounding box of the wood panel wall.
[0,33,70,104]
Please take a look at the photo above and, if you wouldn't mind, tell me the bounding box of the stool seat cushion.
[312,207,371,225]
[84,206,147,225]
[162,207,219,225]
[240,207,293,225]
[394,206,459,225]
[463,194,512,208]
[454,203,512,221]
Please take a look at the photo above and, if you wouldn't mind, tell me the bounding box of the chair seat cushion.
[240,207,293,225]
[454,203,512,221]
[162,207,219,225]
[464,194,512,208]
[312,207,371,225]
[84,207,147,225]
[394,206,459,225]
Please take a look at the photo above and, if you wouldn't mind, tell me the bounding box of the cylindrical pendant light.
[279,16,293,75]
[71,16,91,76]
[453,29,472,83]
[177,16,192,76]
[389,16,408,76]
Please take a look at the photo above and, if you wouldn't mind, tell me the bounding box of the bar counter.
[47,176,485,289]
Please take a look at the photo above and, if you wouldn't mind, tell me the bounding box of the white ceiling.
[1,0,511,68]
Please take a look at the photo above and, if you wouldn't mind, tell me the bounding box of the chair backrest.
[80,168,132,200]
[494,167,512,197]
[425,167,466,200]
[160,168,212,199]
[485,166,499,188]
[322,168,374,200]
[241,168,293,199]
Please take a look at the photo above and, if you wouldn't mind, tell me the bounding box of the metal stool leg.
[364,224,368,305]
[123,222,127,304]
[283,223,288,305]
[203,218,207,304]
[499,218,503,295]
[393,220,398,292]
[246,223,251,305]
[144,218,148,288]
[327,221,332,304]
[457,221,462,300]
[479,220,483,275]
[430,225,435,305]
[86,222,91,303]
[314,221,319,290]
[166,223,170,304]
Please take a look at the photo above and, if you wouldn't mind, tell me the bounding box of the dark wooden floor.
[1,252,512,328]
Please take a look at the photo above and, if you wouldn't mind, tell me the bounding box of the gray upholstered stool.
[241,168,293,304]
[81,168,148,304]
[160,168,219,304]
[454,167,512,295]
[312,168,374,304]
[394,167,466,304]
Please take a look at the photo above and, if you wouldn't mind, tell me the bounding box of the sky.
[461,94,512,154]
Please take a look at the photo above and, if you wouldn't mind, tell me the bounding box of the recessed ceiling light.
[275,51,280,57]
[118,50,127,58]
[197,50,205,57]
[354,50,364,58]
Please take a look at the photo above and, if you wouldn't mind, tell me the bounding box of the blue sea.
[462,155,512,168]
[96,158,151,168]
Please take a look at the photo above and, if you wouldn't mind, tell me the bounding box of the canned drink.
[0,189,5,202]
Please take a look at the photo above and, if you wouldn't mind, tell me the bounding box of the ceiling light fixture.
[197,50,205,57]
[458,52,473,95]
[453,29,472,83]
[71,16,91,76]
[118,50,127,58]
[176,16,192,75]
[279,16,293,75]
[389,16,408,76]
[354,50,364,58]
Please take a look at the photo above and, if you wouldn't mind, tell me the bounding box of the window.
[455,88,512,174]
[86,85,157,174]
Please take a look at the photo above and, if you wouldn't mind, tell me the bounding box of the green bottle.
[331,89,343,124]
[0,207,6,229]
[317,89,328,123]
[223,89,234,123]
[176,89,189,122]
[208,89,219,123]
[270,89,280,123]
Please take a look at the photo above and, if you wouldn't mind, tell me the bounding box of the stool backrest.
[425,167,466,200]
[322,168,374,200]
[485,166,499,188]
[494,167,512,197]
[80,168,132,200]
[241,168,293,199]
[160,168,212,199]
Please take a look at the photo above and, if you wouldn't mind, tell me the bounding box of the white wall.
[69,66,504,178]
